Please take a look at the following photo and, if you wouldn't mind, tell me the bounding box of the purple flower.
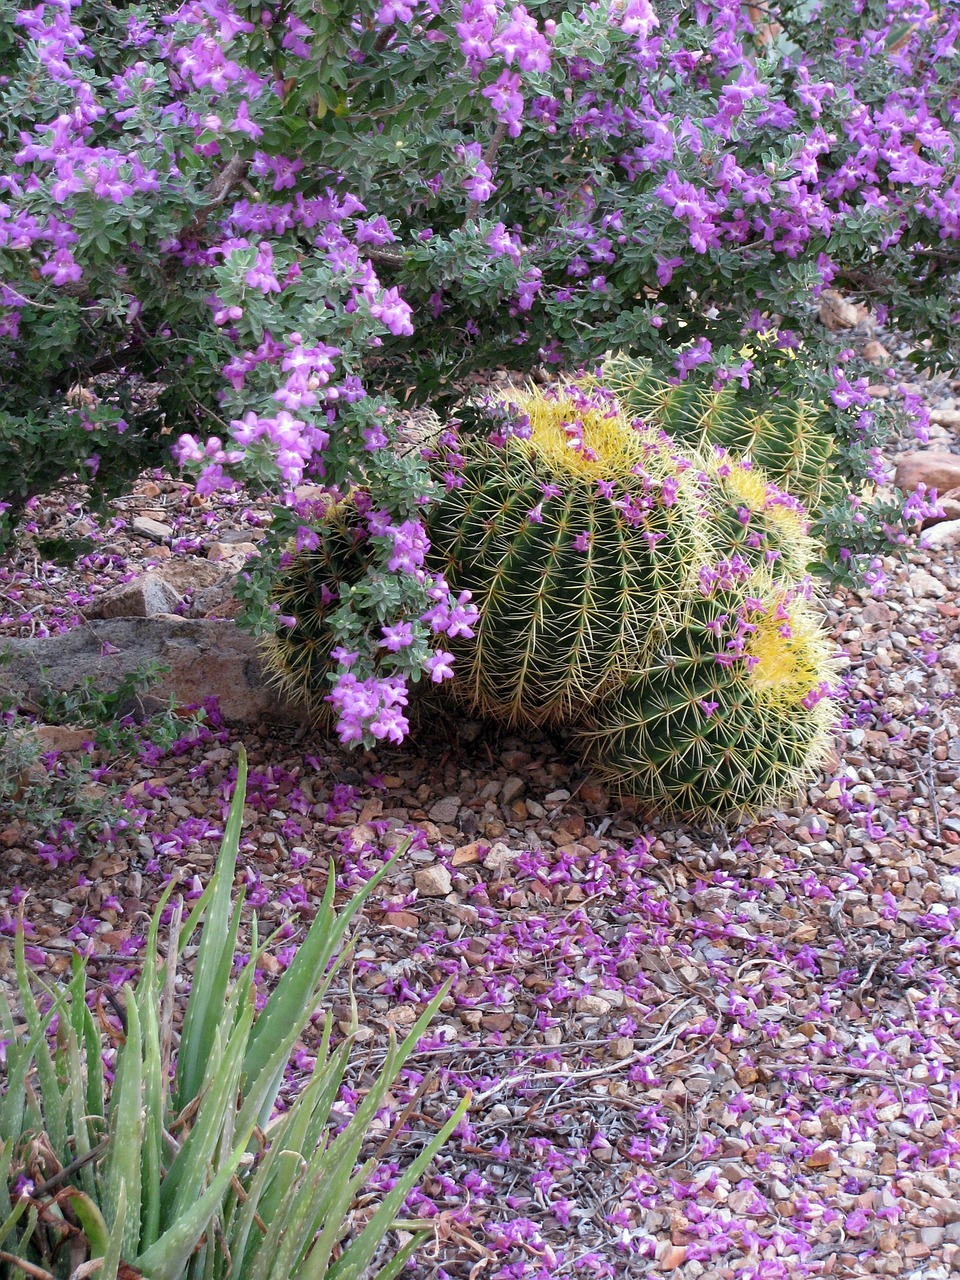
[515,267,542,310]
[387,519,428,572]
[380,620,413,652]
[295,524,320,552]
[482,69,524,137]
[327,672,409,745]
[617,0,658,40]
[674,338,713,378]
[426,650,455,682]
[486,221,522,262]
[655,255,684,286]
[369,286,414,336]
[491,5,550,73]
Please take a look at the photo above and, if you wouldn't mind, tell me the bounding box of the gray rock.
[500,776,526,804]
[187,579,242,619]
[131,515,174,543]
[544,788,571,804]
[909,568,947,599]
[693,887,734,913]
[154,558,238,619]
[482,841,518,874]
[83,558,240,622]
[0,618,310,726]
[211,528,268,544]
[206,541,260,565]
[428,795,460,824]
[576,994,612,1016]
[920,518,960,550]
[83,573,182,620]
[414,865,453,897]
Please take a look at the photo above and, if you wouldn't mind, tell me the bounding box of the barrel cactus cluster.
[263,371,838,823]
[424,384,703,728]
[600,354,841,512]
[576,576,835,820]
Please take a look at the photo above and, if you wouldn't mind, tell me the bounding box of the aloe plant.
[577,578,836,821]
[600,355,840,511]
[424,383,704,728]
[0,745,467,1280]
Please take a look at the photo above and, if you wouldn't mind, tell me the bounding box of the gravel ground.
[2,385,960,1280]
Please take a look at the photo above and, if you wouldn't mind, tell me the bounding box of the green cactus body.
[260,506,370,719]
[692,448,818,582]
[600,355,839,509]
[425,384,704,728]
[577,577,836,821]
[749,399,841,510]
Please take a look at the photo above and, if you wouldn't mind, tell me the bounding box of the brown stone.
[608,1036,635,1060]
[481,1012,514,1031]
[895,452,960,497]
[382,911,419,930]
[819,290,860,331]
[31,725,95,753]
[452,841,486,866]
[930,408,960,429]
[862,340,890,365]
[155,558,228,595]
[293,484,331,508]
[658,1245,687,1270]
[206,541,260,564]
[806,1148,835,1169]
[860,599,893,626]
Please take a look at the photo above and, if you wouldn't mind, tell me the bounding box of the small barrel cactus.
[577,574,836,821]
[692,448,817,583]
[259,505,370,719]
[599,355,839,510]
[424,382,705,729]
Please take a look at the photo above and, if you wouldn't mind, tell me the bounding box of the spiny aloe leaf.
[175,747,248,1111]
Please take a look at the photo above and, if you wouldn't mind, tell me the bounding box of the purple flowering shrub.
[1,0,957,743]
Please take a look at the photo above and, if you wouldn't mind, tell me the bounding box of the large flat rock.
[0,617,311,727]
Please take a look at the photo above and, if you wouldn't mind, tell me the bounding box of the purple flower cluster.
[326,673,410,745]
